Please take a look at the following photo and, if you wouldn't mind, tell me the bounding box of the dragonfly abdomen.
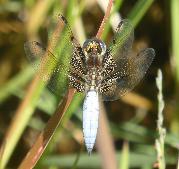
[83,90,99,154]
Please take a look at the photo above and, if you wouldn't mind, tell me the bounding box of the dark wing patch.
[99,19,154,101]
[100,48,155,101]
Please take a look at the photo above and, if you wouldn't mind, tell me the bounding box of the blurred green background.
[0,0,179,169]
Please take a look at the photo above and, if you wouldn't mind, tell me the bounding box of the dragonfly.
[24,14,155,154]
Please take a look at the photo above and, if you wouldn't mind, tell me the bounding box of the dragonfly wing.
[100,19,154,101]
[24,41,58,71]
[100,48,155,101]
[48,14,87,93]
[101,19,134,77]
[24,41,70,96]
[108,19,134,62]
[24,40,86,95]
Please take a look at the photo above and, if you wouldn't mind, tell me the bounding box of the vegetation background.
[0,0,179,168]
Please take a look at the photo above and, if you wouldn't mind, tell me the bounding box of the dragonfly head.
[82,38,106,57]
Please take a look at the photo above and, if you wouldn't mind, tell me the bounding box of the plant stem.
[155,69,166,169]
[96,0,113,39]
[127,0,154,27]
[18,88,76,169]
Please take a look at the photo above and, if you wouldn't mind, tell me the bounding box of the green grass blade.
[127,0,154,27]
[171,0,179,83]
[0,66,34,103]
[0,78,46,169]
[119,142,129,169]
[40,151,156,168]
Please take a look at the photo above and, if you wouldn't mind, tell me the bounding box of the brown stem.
[96,1,117,169]
[18,88,76,169]
[96,0,113,39]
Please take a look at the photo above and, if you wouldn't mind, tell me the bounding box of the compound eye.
[82,39,91,56]
[99,41,106,55]
[87,46,92,53]
[82,38,106,56]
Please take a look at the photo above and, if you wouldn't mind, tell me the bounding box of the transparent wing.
[101,19,134,77]
[24,15,86,96]
[108,19,134,62]
[24,40,87,96]
[100,48,155,101]
[24,41,58,73]
[24,41,70,96]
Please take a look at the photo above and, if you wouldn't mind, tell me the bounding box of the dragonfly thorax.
[84,68,102,91]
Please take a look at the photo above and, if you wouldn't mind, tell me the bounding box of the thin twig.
[96,0,113,39]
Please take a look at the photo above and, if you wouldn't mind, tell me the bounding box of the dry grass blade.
[96,102,117,169]
[26,0,55,37]
[0,75,44,169]
[122,92,153,111]
[155,69,166,169]
[0,141,6,168]
[18,88,76,169]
